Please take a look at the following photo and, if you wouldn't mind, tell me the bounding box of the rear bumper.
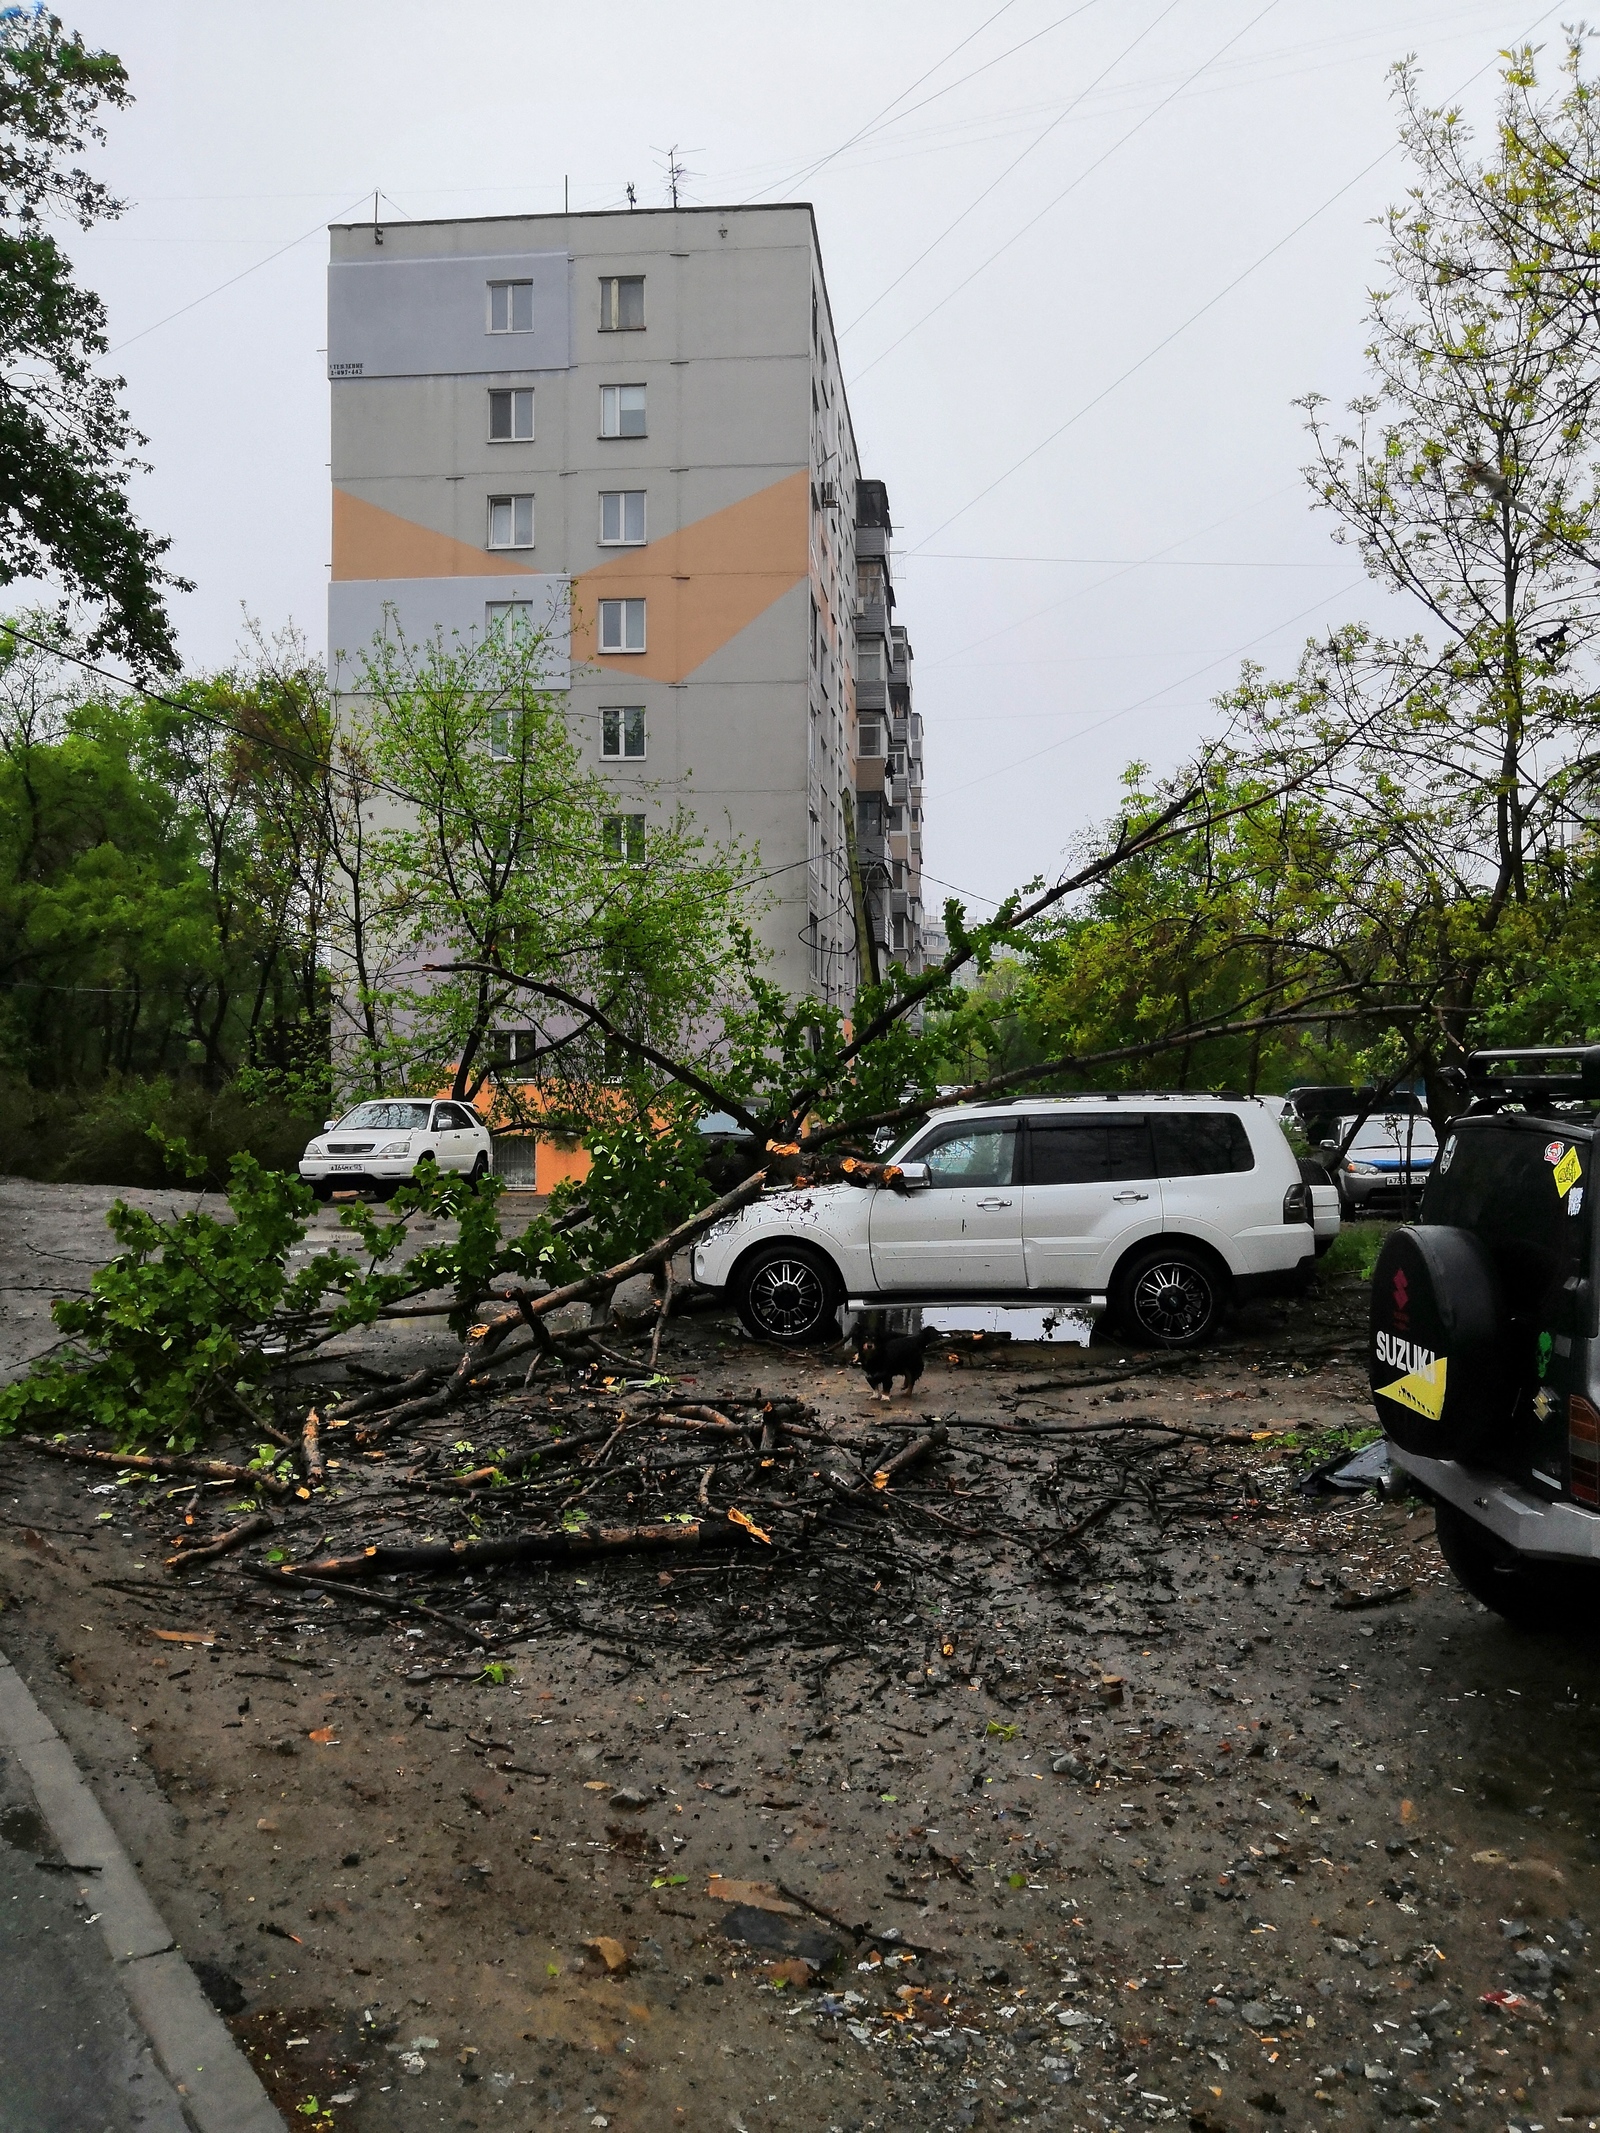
[1233,1248,1316,1301]
[1389,1446,1600,1563]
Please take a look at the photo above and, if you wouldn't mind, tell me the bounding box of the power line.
[923,578,1363,800]
[904,0,1565,549]
[918,479,1300,672]
[742,0,1024,203]
[905,550,1351,568]
[108,188,379,355]
[852,0,1285,385]
[841,0,1172,339]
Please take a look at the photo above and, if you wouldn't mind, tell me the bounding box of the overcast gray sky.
[60,0,1564,913]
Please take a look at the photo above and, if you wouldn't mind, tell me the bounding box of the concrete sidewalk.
[0,1649,283,2133]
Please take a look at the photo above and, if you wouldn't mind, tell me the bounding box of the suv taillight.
[1283,1181,1310,1223]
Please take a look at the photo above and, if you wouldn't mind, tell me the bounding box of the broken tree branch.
[20,1437,292,1500]
[286,1513,752,1581]
[165,1511,275,1572]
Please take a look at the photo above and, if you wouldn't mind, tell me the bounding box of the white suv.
[691,1095,1318,1347]
[299,1099,493,1201]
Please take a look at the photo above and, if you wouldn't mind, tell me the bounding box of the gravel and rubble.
[4,1183,1600,2130]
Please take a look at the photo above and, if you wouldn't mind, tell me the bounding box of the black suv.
[1370,1046,1600,1624]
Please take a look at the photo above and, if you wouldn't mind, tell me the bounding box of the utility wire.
[108,188,380,355]
[743,0,1024,203]
[924,577,1363,801]
[906,0,1565,548]
[841,0,1172,338]
[853,0,1283,384]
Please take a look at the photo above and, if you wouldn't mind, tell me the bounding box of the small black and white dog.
[852,1322,937,1400]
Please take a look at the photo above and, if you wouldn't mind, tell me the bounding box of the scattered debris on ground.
[4,1184,1600,2129]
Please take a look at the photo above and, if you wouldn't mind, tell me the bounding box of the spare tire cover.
[1369,1225,1515,1459]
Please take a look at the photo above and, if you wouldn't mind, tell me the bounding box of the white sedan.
[299,1099,493,1200]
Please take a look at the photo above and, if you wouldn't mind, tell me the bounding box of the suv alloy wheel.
[1114,1243,1224,1347]
[733,1243,841,1344]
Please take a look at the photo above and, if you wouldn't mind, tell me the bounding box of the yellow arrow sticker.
[1555,1146,1583,1197]
[1376,1356,1448,1422]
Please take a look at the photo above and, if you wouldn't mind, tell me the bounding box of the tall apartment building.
[853,481,926,975]
[325,203,928,1011]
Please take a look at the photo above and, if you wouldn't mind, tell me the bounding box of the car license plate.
[331,1162,363,1172]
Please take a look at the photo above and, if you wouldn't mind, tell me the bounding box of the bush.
[0,1075,318,1189]
[1320,1219,1395,1281]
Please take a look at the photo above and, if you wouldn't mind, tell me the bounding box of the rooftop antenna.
[564,174,569,213]
[626,182,637,210]
[655,142,695,209]
[371,188,383,247]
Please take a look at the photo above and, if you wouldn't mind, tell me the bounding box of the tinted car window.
[1026,1120,1153,1185]
[1151,1114,1254,1177]
[1424,1119,1592,1309]
[918,1124,1017,1188]
[434,1103,474,1131]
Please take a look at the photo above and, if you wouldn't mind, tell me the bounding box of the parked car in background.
[1323,1111,1437,1213]
[691,1093,1317,1348]
[299,1099,493,1201]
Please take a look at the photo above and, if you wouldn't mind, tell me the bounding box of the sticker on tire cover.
[1554,1146,1583,1197]
[1375,1354,1448,1422]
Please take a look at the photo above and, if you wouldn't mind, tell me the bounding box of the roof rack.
[1463,1045,1600,1106]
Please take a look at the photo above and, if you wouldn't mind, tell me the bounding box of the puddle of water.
[921,1305,1095,1347]
[0,1802,49,1856]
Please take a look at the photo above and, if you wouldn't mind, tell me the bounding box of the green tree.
[0,10,184,669]
[340,616,759,1117]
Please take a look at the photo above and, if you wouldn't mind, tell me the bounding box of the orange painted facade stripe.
[332,470,810,685]
[332,488,539,581]
[571,468,809,684]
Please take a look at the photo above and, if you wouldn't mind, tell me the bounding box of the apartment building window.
[857,559,886,608]
[600,383,646,438]
[599,490,646,545]
[892,913,907,953]
[858,639,885,683]
[488,388,534,441]
[603,813,646,863]
[601,706,646,759]
[599,275,645,331]
[486,599,534,630]
[598,598,646,653]
[487,494,534,549]
[488,280,533,333]
[857,719,882,757]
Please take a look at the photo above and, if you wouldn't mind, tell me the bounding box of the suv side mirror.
[895,1161,931,1189]
[323,1119,335,1132]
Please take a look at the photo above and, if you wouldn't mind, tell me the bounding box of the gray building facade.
[326,202,926,1008]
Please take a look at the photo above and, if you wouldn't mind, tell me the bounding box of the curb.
[0,1646,285,2133]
